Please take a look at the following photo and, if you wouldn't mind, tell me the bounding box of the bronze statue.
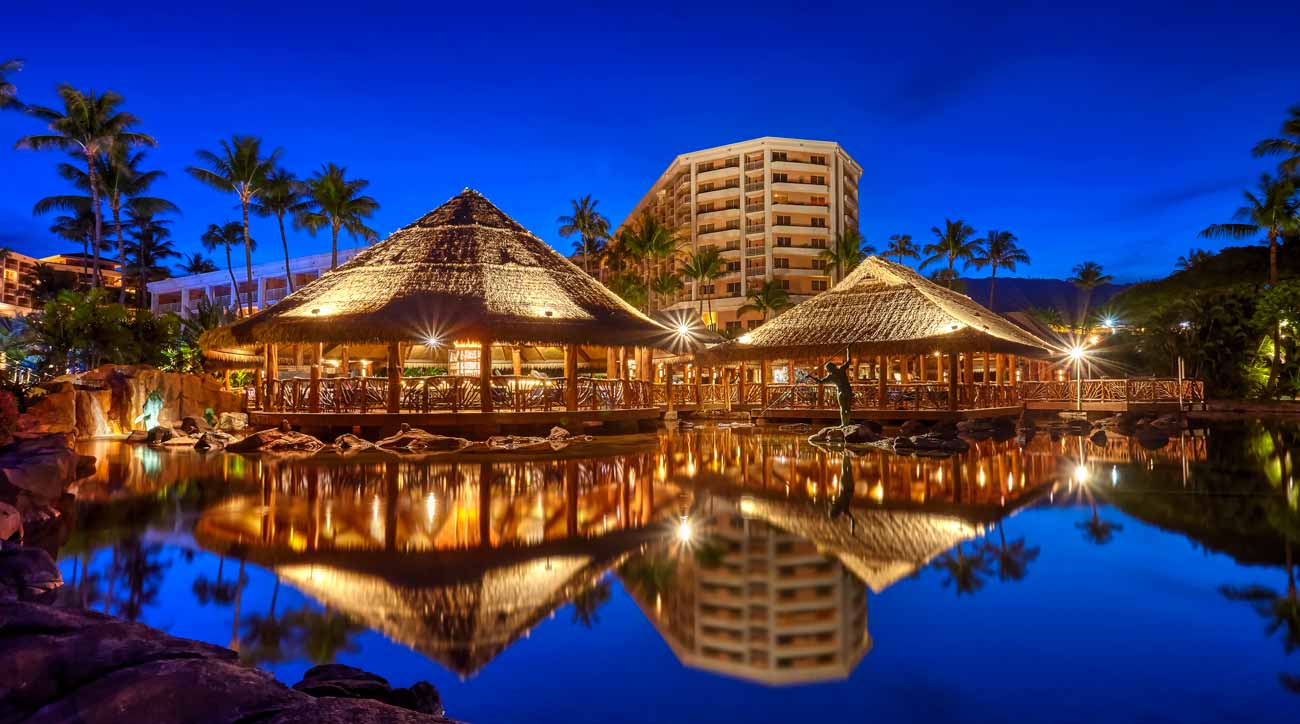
[808,347,854,427]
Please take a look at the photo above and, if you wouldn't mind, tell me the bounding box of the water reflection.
[57,423,1261,692]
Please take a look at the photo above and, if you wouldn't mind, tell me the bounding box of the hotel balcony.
[773,242,827,254]
[696,164,741,182]
[696,206,741,222]
[771,223,830,236]
[770,159,829,173]
[697,185,741,202]
[771,181,828,194]
[698,226,742,241]
[771,201,829,214]
[743,181,765,193]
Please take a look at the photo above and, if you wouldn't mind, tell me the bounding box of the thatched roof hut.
[225,189,671,349]
[196,327,261,369]
[698,257,1054,363]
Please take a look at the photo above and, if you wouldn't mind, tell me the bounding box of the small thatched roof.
[223,189,673,349]
[698,257,1056,363]
[197,327,262,369]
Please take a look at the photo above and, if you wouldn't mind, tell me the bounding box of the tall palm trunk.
[240,198,254,312]
[1268,228,1281,394]
[330,220,339,270]
[138,248,147,309]
[112,203,128,304]
[225,244,244,317]
[946,255,955,289]
[988,267,997,308]
[278,213,294,292]
[85,149,103,287]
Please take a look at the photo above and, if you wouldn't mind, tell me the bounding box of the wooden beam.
[564,344,578,411]
[479,339,493,413]
[386,342,401,413]
[266,345,279,411]
[606,347,617,378]
[309,343,322,413]
[512,346,523,377]
[665,362,674,411]
[877,355,887,408]
[759,359,769,407]
[948,353,959,411]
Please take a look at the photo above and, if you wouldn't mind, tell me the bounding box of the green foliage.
[19,288,180,375]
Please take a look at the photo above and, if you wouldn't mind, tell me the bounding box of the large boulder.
[898,420,928,436]
[13,381,77,439]
[0,543,62,602]
[227,428,327,454]
[332,433,378,453]
[292,664,444,717]
[375,424,473,453]
[0,502,22,542]
[217,411,249,432]
[0,434,82,504]
[808,424,880,446]
[193,430,238,452]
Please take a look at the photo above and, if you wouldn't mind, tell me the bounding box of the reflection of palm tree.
[570,579,613,628]
[982,520,1040,582]
[192,553,240,606]
[282,607,364,664]
[1221,541,1300,694]
[1077,501,1124,545]
[107,536,168,621]
[932,543,993,596]
[240,576,295,664]
[619,553,679,598]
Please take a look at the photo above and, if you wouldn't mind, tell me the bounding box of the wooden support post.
[512,346,523,376]
[917,355,926,382]
[386,342,401,413]
[606,347,617,378]
[759,359,769,407]
[479,340,493,413]
[564,344,578,411]
[694,364,702,405]
[309,343,322,413]
[877,355,887,408]
[340,345,349,377]
[665,362,674,410]
[948,353,959,411]
[901,355,911,384]
[737,363,747,406]
[294,344,303,367]
[266,345,279,411]
[253,367,263,409]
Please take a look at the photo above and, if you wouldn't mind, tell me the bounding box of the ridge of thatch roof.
[223,189,673,349]
[698,257,1056,363]
[197,327,262,368]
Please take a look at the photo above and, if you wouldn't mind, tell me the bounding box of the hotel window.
[775,236,792,247]
[725,320,742,331]
[775,215,791,225]
[811,195,827,206]
[771,151,787,162]
[811,218,826,228]
[811,259,826,270]
[774,258,789,269]
[810,155,826,165]
[812,279,828,292]
[747,319,762,329]
[773,172,788,183]
[726,261,740,272]
[811,175,826,185]
[701,284,715,295]
[777,279,791,290]
[726,282,741,294]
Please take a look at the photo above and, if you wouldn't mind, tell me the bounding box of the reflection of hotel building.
[145,248,360,318]
[633,500,870,686]
[1,251,123,316]
[615,137,862,333]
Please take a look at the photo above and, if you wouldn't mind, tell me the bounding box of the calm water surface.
[54,424,1300,724]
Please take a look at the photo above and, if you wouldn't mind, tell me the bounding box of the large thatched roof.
[699,257,1055,363]
[223,189,672,348]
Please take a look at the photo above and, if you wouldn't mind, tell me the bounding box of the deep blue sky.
[3,1,1298,282]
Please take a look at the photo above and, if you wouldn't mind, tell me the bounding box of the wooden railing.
[252,375,655,414]
[648,382,1019,411]
[1020,378,1204,404]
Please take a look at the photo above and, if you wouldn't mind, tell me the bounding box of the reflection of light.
[425,493,438,524]
[739,496,755,516]
[978,467,986,487]
[676,518,693,543]
[737,333,753,344]
[1111,465,1119,486]
[869,483,884,503]
[1074,465,1089,483]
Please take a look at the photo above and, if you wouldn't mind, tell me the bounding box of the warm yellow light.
[1067,346,1086,361]
[676,322,691,336]
[737,333,753,344]
[676,518,694,543]
[1074,464,1089,483]
[739,497,756,516]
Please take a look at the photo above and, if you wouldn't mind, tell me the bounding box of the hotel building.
[1,251,123,316]
[615,137,862,333]
[627,500,871,686]
[146,248,360,318]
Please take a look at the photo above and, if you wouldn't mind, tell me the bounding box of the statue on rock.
[132,389,165,431]
[806,347,854,427]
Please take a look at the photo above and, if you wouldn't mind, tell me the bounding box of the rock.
[292,664,444,717]
[0,434,82,504]
[1148,414,1185,432]
[1016,428,1037,447]
[146,426,176,444]
[194,430,238,452]
[898,420,928,436]
[124,429,149,443]
[0,543,62,602]
[217,411,249,432]
[808,424,879,445]
[227,428,327,454]
[777,423,812,433]
[13,381,76,439]
[930,420,960,439]
[179,416,211,435]
[375,424,472,453]
[332,433,377,453]
[0,602,459,724]
[1089,430,1108,446]
[1135,428,1170,449]
[910,432,970,453]
[160,434,199,447]
[0,502,21,542]
[0,389,17,447]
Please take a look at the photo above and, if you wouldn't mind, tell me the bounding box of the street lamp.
[1067,344,1088,410]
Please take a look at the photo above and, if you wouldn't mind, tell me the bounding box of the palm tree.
[187,136,281,310]
[123,211,178,307]
[922,218,979,288]
[649,270,684,308]
[177,252,218,276]
[557,195,611,275]
[201,222,253,316]
[1175,248,1213,272]
[818,227,873,283]
[0,58,23,110]
[1076,501,1124,545]
[932,543,993,595]
[570,579,613,628]
[971,229,1030,308]
[606,271,647,310]
[250,168,308,293]
[296,163,380,270]
[42,201,96,281]
[738,280,792,322]
[981,521,1040,582]
[16,86,156,286]
[1068,261,1113,315]
[679,246,725,324]
[617,213,679,312]
[1199,173,1298,287]
[1254,105,1300,178]
[885,233,920,265]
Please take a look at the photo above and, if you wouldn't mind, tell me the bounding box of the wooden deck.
[249,407,662,435]
[1020,378,1204,413]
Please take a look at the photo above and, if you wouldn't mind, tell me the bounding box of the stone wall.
[16,365,244,440]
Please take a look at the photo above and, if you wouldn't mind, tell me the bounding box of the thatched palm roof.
[197,327,262,369]
[224,189,672,348]
[699,257,1055,363]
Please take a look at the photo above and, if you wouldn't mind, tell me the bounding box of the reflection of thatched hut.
[698,258,1055,410]
[208,189,676,413]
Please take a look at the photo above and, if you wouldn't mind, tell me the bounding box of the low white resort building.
[147,248,360,318]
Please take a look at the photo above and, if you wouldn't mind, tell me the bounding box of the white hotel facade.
[146,248,361,317]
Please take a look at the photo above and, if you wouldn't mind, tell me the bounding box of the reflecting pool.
[54,423,1299,723]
